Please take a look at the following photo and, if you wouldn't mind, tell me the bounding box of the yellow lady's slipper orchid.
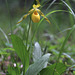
[17,0,50,24]
[31,11,40,23]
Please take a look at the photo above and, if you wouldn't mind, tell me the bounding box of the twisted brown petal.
[37,9,51,24]
[17,13,30,24]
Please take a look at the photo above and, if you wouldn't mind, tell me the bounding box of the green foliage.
[40,63,66,75]
[0,0,75,75]
[8,66,20,75]
[57,25,75,63]
[11,35,29,73]
[0,49,9,55]
[25,53,50,75]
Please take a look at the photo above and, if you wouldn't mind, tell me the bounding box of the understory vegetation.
[0,0,75,75]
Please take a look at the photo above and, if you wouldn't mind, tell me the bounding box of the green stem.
[28,23,39,51]
[23,61,25,75]
[26,17,32,50]
[23,17,31,75]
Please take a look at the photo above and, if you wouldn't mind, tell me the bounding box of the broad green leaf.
[25,53,51,75]
[11,35,29,72]
[40,63,66,75]
[33,42,42,62]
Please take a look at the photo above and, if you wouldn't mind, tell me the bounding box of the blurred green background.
[0,1,75,74]
[0,0,75,48]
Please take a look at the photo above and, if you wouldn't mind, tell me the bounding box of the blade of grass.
[5,0,12,34]
[26,18,32,49]
[3,48,15,51]
[0,28,9,43]
[57,28,72,34]
[50,16,61,32]
[53,25,75,75]
[61,0,75,42]
[40,0,50,9]
[61,0,75,18]
[66,0,75,25]
[46,0,56,11]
